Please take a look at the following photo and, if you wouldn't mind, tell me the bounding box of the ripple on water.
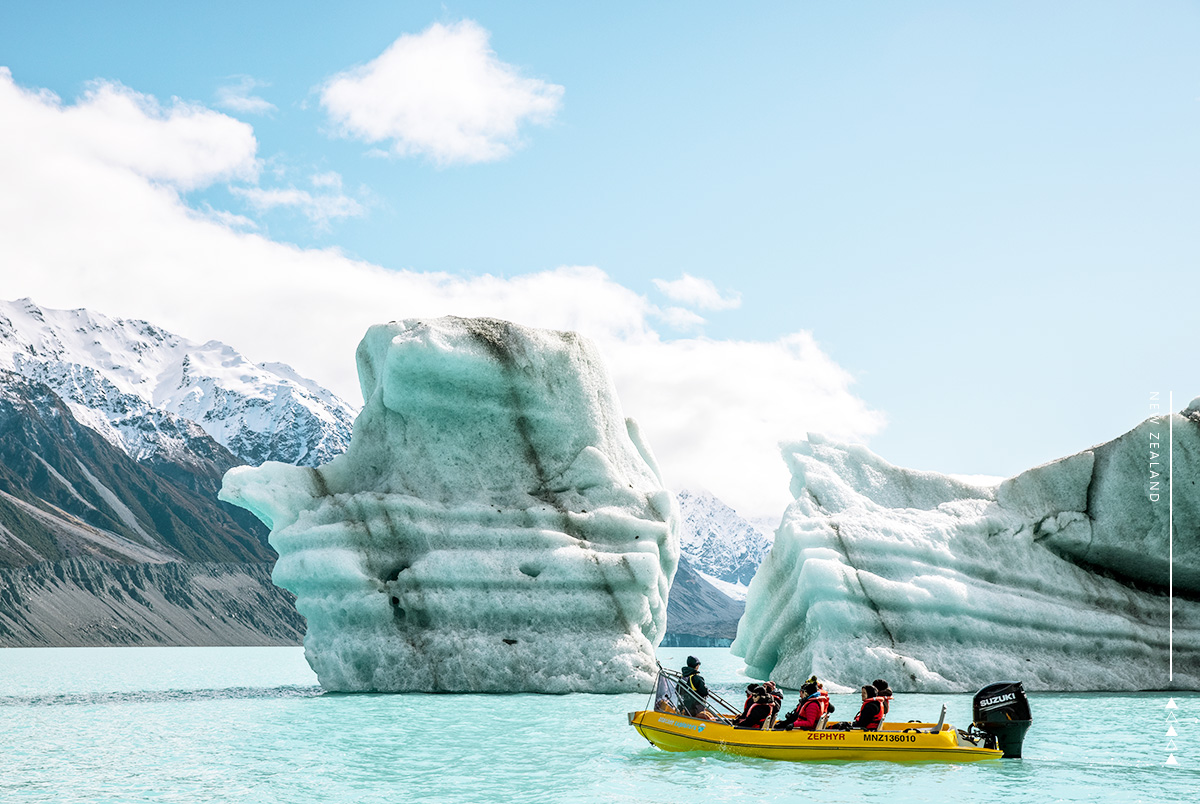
[0,647,1195,804]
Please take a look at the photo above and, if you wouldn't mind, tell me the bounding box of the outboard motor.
[972,682,1033,758]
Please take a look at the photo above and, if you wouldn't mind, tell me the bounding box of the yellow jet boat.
[629,670,1030,763]
[629,710,1001,762]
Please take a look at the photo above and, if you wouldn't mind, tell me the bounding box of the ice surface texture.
[221,317,678,692]
[733,414,1200,692]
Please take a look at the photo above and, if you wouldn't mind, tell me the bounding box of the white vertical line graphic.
[1169,391,1174,682]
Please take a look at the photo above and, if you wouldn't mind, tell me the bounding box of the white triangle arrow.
[1167,725,1178,737]
[1166,755,1179,766]
[1166,712,1178,722]
[1166,698,1178,709]
[1166,740,1178,751]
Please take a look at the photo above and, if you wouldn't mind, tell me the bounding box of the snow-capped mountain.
[662,490,772,642]
[676,489,774,599]
[0,299,356,468]
[0,361,305,647]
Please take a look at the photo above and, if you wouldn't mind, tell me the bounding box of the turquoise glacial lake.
[0,646,1193,803]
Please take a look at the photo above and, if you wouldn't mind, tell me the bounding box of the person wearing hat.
[732,684,774,729]
[850,684,887,730]
[740,683,762,710]
[775,675,831,731]
[762,680,784,718]
[676,656,712,718]
[825,684,887,731]
[734,684,760,720]
[872,679,893,715]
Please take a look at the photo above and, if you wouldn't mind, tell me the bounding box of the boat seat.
[925,704,947,734]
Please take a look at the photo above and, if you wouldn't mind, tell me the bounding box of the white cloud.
[318,20,564,165]
[215,76,276,115]
[310,170,343,189]
[22,73,259,191]
[659,306,707,330]
[231,172,365,229]
[0,69,882,519]
[653,273,742,311]
[199,205,258,230]
[607,334,886,517]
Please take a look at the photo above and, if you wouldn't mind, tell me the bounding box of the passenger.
[739,683,762,714]
[851,684,887,731]
[762,680,784,718]
[872,678,893,715]
[815,679,835,716]
[676,656,714,719]
[737,684,760,711]
[732,685,774,729]
[774,677,827,731]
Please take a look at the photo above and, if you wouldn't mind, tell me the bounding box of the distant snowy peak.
[0,298,356,467]
[676,488,774,588]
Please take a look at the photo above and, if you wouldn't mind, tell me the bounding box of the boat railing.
[650,662,741,720]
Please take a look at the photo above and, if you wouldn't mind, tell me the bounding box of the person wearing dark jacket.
[762,681,783,718]
[872,679,893,715]
[677,656,711,717]
[736,684,759,715]
[733,685,774,729]
[739,683,760,710]
[851,684,887,731]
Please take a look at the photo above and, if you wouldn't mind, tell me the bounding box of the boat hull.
[629,711,1003,763]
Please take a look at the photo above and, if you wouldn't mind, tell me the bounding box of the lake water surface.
[0,646,1193,803]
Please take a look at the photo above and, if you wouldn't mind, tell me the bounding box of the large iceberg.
[220,317,678,692]
[733,409,1200,692]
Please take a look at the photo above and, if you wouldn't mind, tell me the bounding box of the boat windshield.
[648,664,741,720]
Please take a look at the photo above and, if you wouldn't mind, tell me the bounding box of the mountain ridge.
[0,298,357,469]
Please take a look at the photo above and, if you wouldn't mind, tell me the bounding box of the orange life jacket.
[856,696,886,730]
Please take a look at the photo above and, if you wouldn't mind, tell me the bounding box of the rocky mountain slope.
[662,556,745,646]
[0,370,304,645]
[0,559,303,646]
[0,372,268,566]
[0,298,357,646]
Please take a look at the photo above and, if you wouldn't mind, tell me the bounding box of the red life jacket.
[734,700,772,729]
[856,696,886,731]
[793,693,828,730]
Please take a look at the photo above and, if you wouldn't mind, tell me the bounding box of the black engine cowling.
[972,682,1033,758]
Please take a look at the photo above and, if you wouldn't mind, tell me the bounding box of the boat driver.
[676,656,716,719]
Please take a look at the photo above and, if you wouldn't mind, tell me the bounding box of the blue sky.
[1,1,1197,518]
